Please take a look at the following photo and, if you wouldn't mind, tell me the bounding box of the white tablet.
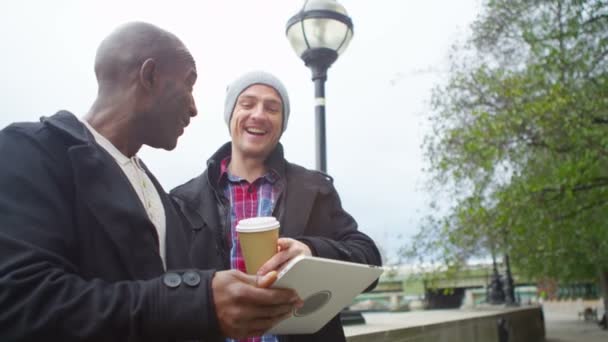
[267,255,383,335]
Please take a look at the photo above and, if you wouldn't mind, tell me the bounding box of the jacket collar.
[42,110,92,144]
[169,142,288,229]
[206,141,287,190]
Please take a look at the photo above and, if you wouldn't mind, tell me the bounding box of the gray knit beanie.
[224,71,290,132]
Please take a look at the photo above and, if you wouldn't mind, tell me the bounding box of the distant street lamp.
[503,253,516,305]
[488,250,506,304]
[502,230,517,306]
[286,0,354,172]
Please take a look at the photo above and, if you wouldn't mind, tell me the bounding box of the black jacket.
[170,142,382,342]
[0,111,220,342]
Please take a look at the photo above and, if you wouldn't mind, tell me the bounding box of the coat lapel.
[144,165,191,269]
[67,142,164,279]
[44,111,164,278]
[175,173,222,231]
[278,174,317,237]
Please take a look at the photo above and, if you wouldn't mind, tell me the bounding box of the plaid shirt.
[221,157,280,342]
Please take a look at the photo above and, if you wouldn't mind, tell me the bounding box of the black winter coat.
[0,111,220,342]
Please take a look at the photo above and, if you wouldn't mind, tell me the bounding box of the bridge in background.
[353,264,536,311]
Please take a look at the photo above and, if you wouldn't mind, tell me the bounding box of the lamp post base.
[340,309,366,325]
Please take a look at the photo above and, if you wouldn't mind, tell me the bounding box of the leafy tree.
[407,0,608,310]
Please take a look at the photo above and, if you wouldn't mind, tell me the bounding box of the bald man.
[0,22,300,342]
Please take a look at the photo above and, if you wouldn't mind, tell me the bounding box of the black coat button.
[182,271,201,287]
[163,273,182,288]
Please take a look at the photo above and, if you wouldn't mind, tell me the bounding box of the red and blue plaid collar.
[219,156,279,185]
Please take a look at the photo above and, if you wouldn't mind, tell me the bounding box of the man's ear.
[139,58,157,91]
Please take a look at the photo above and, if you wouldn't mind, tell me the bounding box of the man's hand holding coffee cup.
[236,216,311,286]
[257,238,312,276]
[237,217,280,275]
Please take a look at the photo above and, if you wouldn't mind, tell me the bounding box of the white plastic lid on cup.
[236,216,280,233]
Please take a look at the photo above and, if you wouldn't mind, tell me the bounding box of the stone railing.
[345,306,545,342]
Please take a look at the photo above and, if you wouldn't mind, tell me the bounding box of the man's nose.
[190,97,198,117]
[250,103,265,118]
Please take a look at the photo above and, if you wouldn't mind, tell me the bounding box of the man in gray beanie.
[171,71,381,342]
[223,70,291,133]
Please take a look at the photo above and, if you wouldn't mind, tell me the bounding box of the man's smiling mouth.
[245,127,267,136]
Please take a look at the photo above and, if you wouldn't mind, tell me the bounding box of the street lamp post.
[286,0,360,325]
[286,0,354,172]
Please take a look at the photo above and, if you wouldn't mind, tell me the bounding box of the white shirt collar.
[80,118,132,166]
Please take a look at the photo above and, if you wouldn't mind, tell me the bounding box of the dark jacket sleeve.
[295,180,382,268]
[0,128,218,341]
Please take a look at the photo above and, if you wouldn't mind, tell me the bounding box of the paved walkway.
[544,311,608,342]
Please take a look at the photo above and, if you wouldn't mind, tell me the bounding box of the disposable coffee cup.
[236,216,280,275]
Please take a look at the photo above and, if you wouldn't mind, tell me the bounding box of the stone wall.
[346,307,545,342]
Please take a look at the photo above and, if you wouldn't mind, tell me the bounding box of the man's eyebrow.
[264,99,282,105]
[183,51,196,69]
[188,70,198,83]
[237,95,281,105]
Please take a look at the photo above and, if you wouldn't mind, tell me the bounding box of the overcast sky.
[0,0,480,262]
